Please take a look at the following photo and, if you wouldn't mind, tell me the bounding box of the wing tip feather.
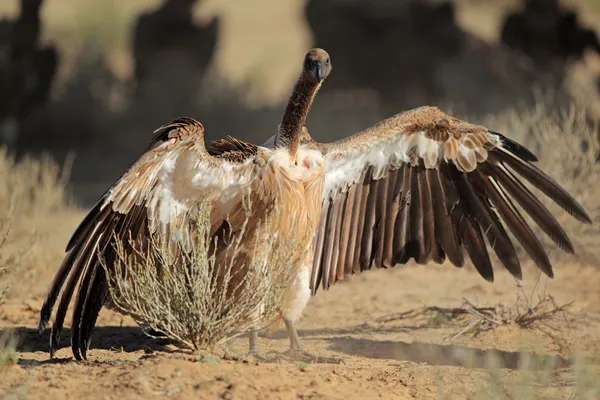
[492,131,539,162]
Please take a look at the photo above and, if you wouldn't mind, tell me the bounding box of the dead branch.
[376,292,575,342]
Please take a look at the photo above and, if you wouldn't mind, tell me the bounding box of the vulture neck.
[276,76,320,160]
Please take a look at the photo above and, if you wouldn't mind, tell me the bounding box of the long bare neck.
[276,75,320,159]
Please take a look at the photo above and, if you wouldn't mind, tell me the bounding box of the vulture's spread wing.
[310,106,591,294]
[39,118,260,360]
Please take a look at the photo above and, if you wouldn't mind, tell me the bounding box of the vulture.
[38,48,591,363]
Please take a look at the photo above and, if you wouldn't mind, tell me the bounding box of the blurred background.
[0,0,599,206]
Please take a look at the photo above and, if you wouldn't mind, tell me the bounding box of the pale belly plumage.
[273,146,325,323]
[209,146,325,324]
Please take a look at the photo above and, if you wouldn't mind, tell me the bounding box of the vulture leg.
[241,330,274,362]
[278,269,342,363]
[242,318,343,363]
[248,330,259,355]
[279,317,344,364]
[246,269,343,364]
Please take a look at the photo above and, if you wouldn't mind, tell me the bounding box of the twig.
[377,292,575,342]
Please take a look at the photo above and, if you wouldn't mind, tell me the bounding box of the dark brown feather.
[489,150,591,223]
[459,174,521,279]
[458,209,495,282]
[486,162,574,253]
[408,167,426,264]
[345,182,364,275]
[490,131,538,162]
[207,136,258,163]
[39,201,110,332]
[359,177,379,270]
[69,212,121,360]
[427,168,463,266]
[50,210,118,357]
[393,166,412,264]
[418,166,438,263]
[329,192,346,285]
[337,184,356,277]
[382,168,401,267]
[321,198,340,289]
[471,169,554,277]
[66,196,107,252]
[352,173,371,273]
[76,204,149,360]
[372,172,390,268]
[310,203,328,294]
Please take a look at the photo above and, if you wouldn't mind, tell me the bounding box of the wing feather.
[359,176,378,270]
[321,197,341,289]
[39,118,259,359]
[409,167,426,264]
[393,165,412,265]
[427,168,463,266]
[457,172,521,278]
[485,162,574,253]
[310,205,328,292]
[309,106,590,294]
[373,171,390,268]
[344,182,363,275]
[382,168,401,267]
[489,148,590,223]
[352,175,370,274]
[457,205,494,282]
[337,184,356,276]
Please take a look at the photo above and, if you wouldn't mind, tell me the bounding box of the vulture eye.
[325,58,330,64]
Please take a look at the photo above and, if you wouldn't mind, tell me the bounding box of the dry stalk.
[0,223,10,308]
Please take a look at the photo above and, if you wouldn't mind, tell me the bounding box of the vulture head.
[303,48,332,84]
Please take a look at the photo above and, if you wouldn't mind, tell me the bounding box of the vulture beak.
[314,61,324,83]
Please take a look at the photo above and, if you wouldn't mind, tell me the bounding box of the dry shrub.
[481,105,600,264]
[102,201,307,352]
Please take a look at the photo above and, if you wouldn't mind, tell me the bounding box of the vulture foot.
[251,349,344,364]
[282,349,344,364]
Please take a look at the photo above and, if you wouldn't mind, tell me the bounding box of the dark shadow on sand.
[263,324,573,370]
[4,322,585,370]
[1,325,178,366]
[325,336,571,370]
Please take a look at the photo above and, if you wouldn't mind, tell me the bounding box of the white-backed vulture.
[39,48,590,363]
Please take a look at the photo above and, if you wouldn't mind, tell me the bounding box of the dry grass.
[481,105,600,264]
[0,147,71,298]
[0,211,17,371]
[0,226,9,306]
[0,149,71,221]
[103,200,308,353]
[0,330,18,369]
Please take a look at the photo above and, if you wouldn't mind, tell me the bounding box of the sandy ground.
[1,210,600,400]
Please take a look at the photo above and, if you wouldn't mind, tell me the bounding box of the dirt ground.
[1,207,600,399]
